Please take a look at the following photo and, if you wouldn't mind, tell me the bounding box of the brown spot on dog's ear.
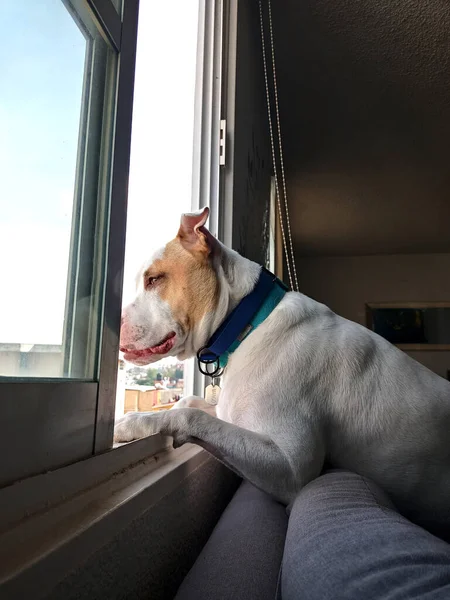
[178,207,210,254]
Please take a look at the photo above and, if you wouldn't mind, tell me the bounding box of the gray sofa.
[175,471,450,600]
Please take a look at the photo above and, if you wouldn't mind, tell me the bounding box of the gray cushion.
[281,470,450,600]
[175,480,288,600]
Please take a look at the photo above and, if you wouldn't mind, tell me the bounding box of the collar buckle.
[197,347,224,377]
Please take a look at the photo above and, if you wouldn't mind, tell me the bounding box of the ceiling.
[271,0,450,257]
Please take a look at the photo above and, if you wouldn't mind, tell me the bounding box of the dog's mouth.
[120,331,177,361]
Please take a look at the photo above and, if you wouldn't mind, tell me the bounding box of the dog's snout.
[120,314,135,348]
[122,342,136,351]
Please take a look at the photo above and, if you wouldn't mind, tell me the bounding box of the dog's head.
[120,207,220,365]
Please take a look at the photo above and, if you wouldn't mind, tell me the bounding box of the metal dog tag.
[205,383,221,406]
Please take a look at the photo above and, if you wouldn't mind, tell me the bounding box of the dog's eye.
[145,274,163,289]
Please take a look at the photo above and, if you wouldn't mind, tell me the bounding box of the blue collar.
[197,267,288,375]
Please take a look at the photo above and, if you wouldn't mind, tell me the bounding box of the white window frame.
[187,0,227,397]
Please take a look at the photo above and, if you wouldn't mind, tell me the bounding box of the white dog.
[115,207,450,540]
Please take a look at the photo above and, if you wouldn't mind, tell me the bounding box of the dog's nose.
[120,315,136,349]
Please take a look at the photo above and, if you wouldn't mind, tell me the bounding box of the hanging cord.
[258,0,299,292]
[267,0,299,292]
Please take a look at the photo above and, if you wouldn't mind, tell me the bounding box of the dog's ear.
[178,207,215,255]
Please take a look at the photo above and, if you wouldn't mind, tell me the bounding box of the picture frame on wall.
[366,302,450,351]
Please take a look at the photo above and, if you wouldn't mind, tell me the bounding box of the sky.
[0,0,199,346]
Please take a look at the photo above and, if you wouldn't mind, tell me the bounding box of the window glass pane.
[111,0,123,15]
[0,0,117,379]
[115,0,199,419]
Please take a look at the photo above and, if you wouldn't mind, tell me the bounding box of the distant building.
[0,343,62,377]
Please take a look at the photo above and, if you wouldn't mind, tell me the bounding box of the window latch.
[219,119,226,166]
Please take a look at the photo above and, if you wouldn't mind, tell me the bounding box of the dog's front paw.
[114,412,161,443]
[171,430,192,449]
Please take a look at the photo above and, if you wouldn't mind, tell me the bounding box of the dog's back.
[225,291,450,538]
[323,311,450,535]
[295,294,450,536]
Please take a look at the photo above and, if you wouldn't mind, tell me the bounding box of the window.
[0,0,118,379]
[0,0,225,487]
[0,0,138,486]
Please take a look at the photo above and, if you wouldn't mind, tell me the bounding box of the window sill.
[0,438,208,600]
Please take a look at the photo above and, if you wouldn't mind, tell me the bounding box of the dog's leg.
[114,408,324,503]
[170,395,217,416]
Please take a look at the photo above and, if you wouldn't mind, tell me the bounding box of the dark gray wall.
[224,0,271,265]
[272,0,450,257]
[45,458,239,600]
